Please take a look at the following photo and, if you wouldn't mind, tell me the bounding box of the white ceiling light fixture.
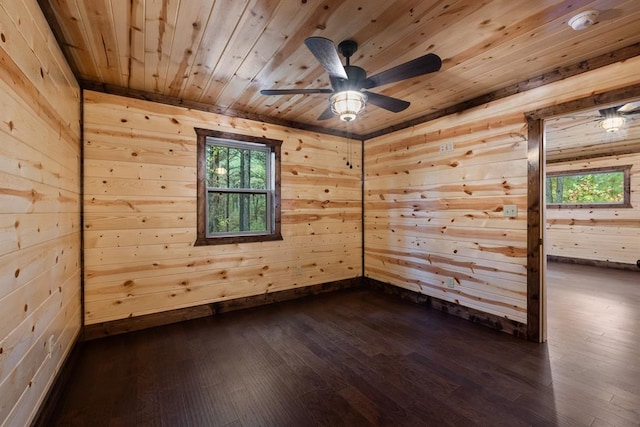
[600,116,625,133]
[330,90,366,122]
[568,10,599,31]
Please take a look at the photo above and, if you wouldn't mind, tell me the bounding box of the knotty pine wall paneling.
[546,153,640,266]
[0,0,81,425]
[83,91,361,325]
[364,56,640,325]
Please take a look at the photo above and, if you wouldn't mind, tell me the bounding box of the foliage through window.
[195,128,282,245]
[546,166,631,208]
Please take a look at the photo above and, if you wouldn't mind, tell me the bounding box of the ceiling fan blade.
[317,105,335,120]
[304,37,348,80]
[363,53,442,89]
[261,88,333,95]
[363,91,410,113]
[552,118,600,132]
[618,101,640,114]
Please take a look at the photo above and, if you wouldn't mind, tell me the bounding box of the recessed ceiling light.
[568,10,599,31]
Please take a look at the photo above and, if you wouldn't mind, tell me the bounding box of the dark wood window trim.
[194,128,282,246]
[546,165,632,209]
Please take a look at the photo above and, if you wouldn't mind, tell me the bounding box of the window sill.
[547,202,632,209]
[194,232,283,246]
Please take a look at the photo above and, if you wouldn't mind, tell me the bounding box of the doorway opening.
[525,84,640,342]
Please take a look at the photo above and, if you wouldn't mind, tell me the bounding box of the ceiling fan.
[260,37,442,122]
[598,102,640,132]
[553,101,640,133]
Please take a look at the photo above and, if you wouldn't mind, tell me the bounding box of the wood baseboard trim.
[83,277,364,341]
[548,255,639,271]
[31,337,83,427]
[365,277,527,339]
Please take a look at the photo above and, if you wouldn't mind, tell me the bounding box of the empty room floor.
[48,262,640,426]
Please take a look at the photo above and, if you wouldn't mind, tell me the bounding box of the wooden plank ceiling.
[40,0,640,136]
[545,100,640,161]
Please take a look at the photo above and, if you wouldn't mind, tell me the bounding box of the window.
[195,128,282,245]
[546,165,631,209]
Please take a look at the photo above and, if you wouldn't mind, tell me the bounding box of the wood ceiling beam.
[37,0,82,79]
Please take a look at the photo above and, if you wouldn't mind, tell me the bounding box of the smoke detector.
[568,10,599,30]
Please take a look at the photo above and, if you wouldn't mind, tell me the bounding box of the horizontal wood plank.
[83,91,362,324]
[0,1,81,425]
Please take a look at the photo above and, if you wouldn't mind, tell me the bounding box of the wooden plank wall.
[364,56,640,324]
[83,91,361,325]
[0,0,81,425]
[546,153,640,265]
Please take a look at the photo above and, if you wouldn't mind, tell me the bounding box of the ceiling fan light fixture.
[330,90,366,122]
[600,116,625,133]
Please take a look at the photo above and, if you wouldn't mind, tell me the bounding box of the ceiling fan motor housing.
[332,66,367,91]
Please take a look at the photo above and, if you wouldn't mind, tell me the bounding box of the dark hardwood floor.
[49,263,640,426]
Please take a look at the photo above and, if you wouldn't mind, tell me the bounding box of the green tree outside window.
[546,166,631,208]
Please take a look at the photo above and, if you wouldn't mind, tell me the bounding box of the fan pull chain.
[345,122,353,169]
[349,137,353,169]
[346,137,351,168]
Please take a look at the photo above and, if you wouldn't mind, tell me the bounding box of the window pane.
[206,144,267,190]
[206,145,229,187]
[226,148,243,189]
[546,171,624,205]
[250,150,267,189]
[208,192,267,234]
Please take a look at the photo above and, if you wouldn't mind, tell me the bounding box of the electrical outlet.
[295,266,302,276]
[439,142,454,153]
[503,205,518,218]
[445,277,455,289]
